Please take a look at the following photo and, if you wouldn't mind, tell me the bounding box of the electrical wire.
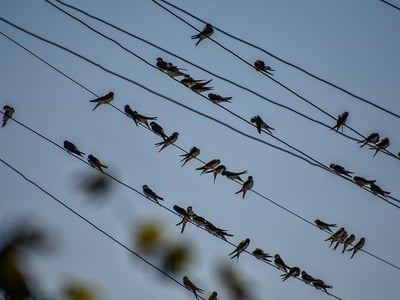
[154,0,400,120]
[379,0,400,11]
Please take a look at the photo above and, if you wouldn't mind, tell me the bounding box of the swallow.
[325,227,345,248]
[63,140,85,157]
[174,205,192,234]
[274,254,290,273]
[332,229,348,251]
[208,291,218,300]
[2,105,15,127]
[234,176,253,199]
[347,237,365,259]
[156,57,187,77]
[370,137,390,157]
[207,93,232,104]
[281,266,300,282]
[205,165,226,184]
[229,238,250,261]
[142,185,164,204]
[330,111,349,132]
[180,75,209,88]
[353,176,376,187]
[369,183,390,197]
[89,92,114,111]
[358,132,379,148]
[190,80,213,94]
[180,146,200,167]
[196,159,220,175]
[222,169,247,182]
[155,132,179,152]
[252,248,272,262]
[312,279,332,293]
[192,215,210,228]
[250,115,274,134]
[191,23,214,46]
[205,223,233,241]
[254,60,275,75]
[124,105,157,128]
[183,276,204,299]
[150,121,168,140]
[342,234,355,253]
[87,154,108,173]
[329,163,353,177]
[301,271,316,284]
[314,219,337,233]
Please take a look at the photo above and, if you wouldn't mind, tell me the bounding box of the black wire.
[379,0,400,11]
[155,0,400,120]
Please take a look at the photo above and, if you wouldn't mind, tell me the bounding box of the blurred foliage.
[217,264,255,300]
[161,243,192,274]
[62,282,98,300]
[134,220,166,255]
[73,171,115,203]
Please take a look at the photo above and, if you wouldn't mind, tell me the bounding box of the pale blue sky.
[1,0,400,299]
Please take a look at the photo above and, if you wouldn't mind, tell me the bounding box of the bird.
[250,115,274,134]
[324,227,345,247]
[207,93,232,104]
[281,266,300,282]
[358,132,379,148]
[353,176,376,187]
[332,229,348,251]
[174,205,192,234]
[190,80,213,94]
[156,57,187,77]
[347,237,365,259]
[180,146,200,167]
[89,92,114,111]
[222,169,247,182]
[234,176,254,199]
[329,163,353,177]
[370,137,390,157]
[192,214,211,228]
[301,271,316,284]
[205,164,226,183]
[142,185,164,204]
[330,111,348,132]
[369,183,390,197]
[155,132,179,152]
[2,105,15,127]
[196,159,220,175]
[204,223,233,241]
[253,60,275,75]
[274,254,290,273]
[229,238,250,261]
[183,276,204,299]
[252,248,272,262]
[208,291,218,300]
[342,234,355,253]
[314,219,337,233]
[63,140,85,157]
[150,121,168,140]
[180,75,210,88]
[191,23,214,46]
[124,105,157,128]
[312,279,332,293]
[87,154,108,173]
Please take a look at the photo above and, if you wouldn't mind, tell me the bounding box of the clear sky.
[1,0,400,299]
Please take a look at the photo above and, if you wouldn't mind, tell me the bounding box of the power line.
[379,0,400,11]
[155,0,400,120]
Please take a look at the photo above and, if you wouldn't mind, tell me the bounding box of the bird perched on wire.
[301,271,316,284]
[314,219,337,233]
[352,176,376,187]
[229,238,250,261]
[250,115,274,134]
[347,237,365,259]
[205,164,226,184]
[369,183,390,197]
[89,92,114,111]
[2,105,15,127]
[124,105,157,128]
[274,254,290,273]
[174,205,193,234]
[281,266,301,282]
[156,57,187,77]
[252,248,272,262]
[208,291,218,300]
[254,60,275,75]
[87,154,108,173]
[204,222,233,241]
[180,146,200,167]
[63,140,85,157]
[155,132,179,152]
[180,75,210,88]
[358,132,380,148]
[183,276,204,299]
[331,111,348,132]
[329,163,353,177]
[207,93,232,104]
[312,279,332,293]
[150,121,168,140]
[196,159,220,175]
[191,23,214,46]
[342,234,355,253]
[222,169,247,182]
[234,176,254,199]
[190,80,213,94]
[332,230,348,251]
[324,227,345,248]
[142,185,164,204]
[370,137,390,157]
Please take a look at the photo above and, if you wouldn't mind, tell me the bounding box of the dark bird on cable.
[205,164,226,184]
[281,266,300,282]
[142,185,164,204]
[234,176,254,199]
[254,60,275,75]
[156,57,187,77]
[301,271,316,284]
[155,132,179,152]
[190,80,213,94]
[63,140,85,157]
[347,237,365,259]
[2,105,15,127]
[150,121,168,140]
[180,146,200,167]
[183,276,204,299]
[87,154,108,173]
[252,248,272,262]
[174,205,193,234]
[229,238,250,261]
[353,176,376,187]
[369,183,390,197]
[222,169,247,182]
[314,219,337,233]
[358,132,379,148]
[370,137,390,157]
[250,115,274,134]
[342,234,355,253]
[207,93,232,104]
[89,92,114,111]
[312,279,332,293]
[196,159,220,175]
[180,75,209,88]
[274,254,290,273]
[208,291,218,300]
[325,227,345,248]
[191,23,214,46]
[329,163,353,177]
[124,105,157,128]
[331,111,348,132]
